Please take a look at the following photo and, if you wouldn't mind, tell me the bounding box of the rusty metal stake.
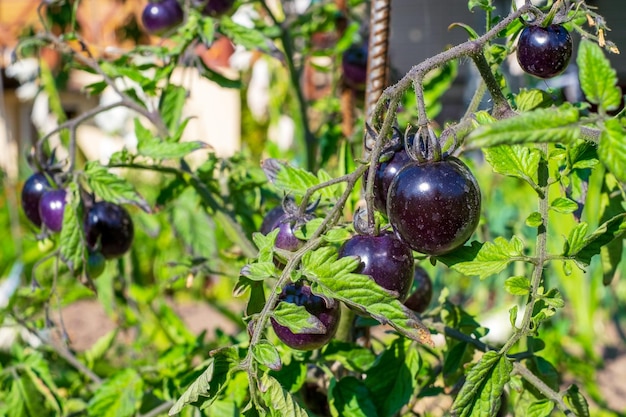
[365,0,391,121]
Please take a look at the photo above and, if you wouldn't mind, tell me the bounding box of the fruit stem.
[335,304,356,343]
[541,0,564,27]
[499,142,550,358]
[468,48,513,120]
[370,3,535,130]
[243,164,365,404]
[363,96,402,231]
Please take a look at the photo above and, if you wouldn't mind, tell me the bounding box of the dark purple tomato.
[341,44,368,90]
[260,206,286,235]
[84,202,134,259]
[141,0,184,35]
[274,217,305,252]
[387,157,481,256]
[372,148,412,213]
[403,266,433,313]
[39,189,67,232]
[21,173,52,227]
[86,251,106,279]
[338,232,414,301]
[271,282,340,351]
[516,24,573,79]
[194,0,234,17]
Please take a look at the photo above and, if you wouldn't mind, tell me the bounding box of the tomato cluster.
[21,172,134,278]
[141,0,234,35]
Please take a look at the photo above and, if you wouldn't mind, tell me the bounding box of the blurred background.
[1,1,626,414]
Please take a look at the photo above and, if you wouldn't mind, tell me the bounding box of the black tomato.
[260,206,286,235]
[21,173,52,227]
[403,266,433,313]
[341,44,368,91]
[338,232,414,301]
[84,202,134,259]
[516,24,573,79]
[372,148,412,213]
[387,157,481,256]
[141,0,184,35]
[271,282,340,351]
[39,189,67,232]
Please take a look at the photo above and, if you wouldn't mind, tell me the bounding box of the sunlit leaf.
[87,369,143,417]
[445,236,525,279]
[468,106,580,148]
[577,40,621,112]
[451,351,512,417]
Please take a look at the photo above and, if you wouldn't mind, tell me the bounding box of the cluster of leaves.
[2,0,626,416]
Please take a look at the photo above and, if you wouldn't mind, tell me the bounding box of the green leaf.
[240,262,278,281]
[322,342,376,373]
[294,218,352,243]
[258,374,310,417]
[526,400,555,417]
[483,145,541,188]
[252,341,282,371]
[451,351,512,417]
[541,288,565,309]
[87,369,143,417]
[169,351,236,415]
[565,384,590,417]
[364,338,421,417]
[171,190,217,260]
[82,329,118,368]
[504,276,530,296]
[159,84,187,134]
[566,214,626,265]
[261,159,339,199]
[468,106,580,148]
[329,377,378,417]
[252,229,279,263]
[598,118,626,182]
[134,119,206,160]
[468,0,494,12]
[448,236,525,279]
[85,161,150,212]
[59,183,85,273]
[515,89,554,111]
[302,247,433,347]
[550,197,579,214]
[526,212,543,227]
[138,138,207,160]
[577,40,621,112]
[219,17,277,56]
[271,302,326,334]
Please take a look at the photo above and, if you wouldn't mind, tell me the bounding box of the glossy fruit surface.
[39,189,67,232]
[271,282,340,351]
[21,173,52,227]
[194,0,234,17]
[372,148,412,213]
[84,202,134,259]
[403,266,433,313]
[516,24,572,79]
[141,0,184,35]
[338,232,414,301]
[341,44,368,90]
[387,157,481,256]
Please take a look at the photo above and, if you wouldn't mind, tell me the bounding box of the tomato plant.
[1,0,626,416]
